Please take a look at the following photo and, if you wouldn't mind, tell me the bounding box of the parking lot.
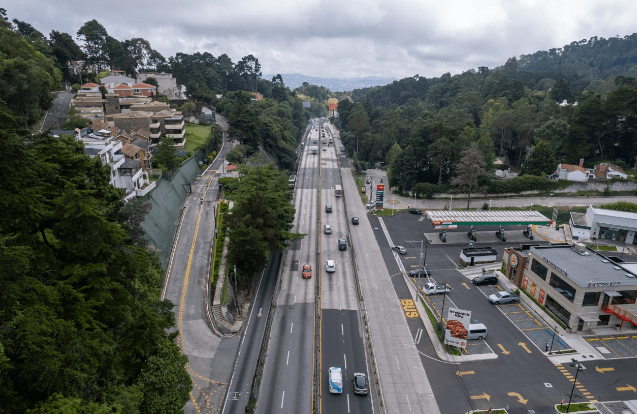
[584,334,637,359]
[458,265,575,354]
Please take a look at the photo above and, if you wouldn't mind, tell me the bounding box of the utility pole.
[406,240,426,270]
[566,359,583,412]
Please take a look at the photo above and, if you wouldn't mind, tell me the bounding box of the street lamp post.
[548,326,558,354]
[566,359,584,413]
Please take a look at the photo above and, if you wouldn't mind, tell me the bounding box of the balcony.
[149,121,160,129]
[165,120,185,130]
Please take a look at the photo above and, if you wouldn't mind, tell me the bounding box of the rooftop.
[120,159,141,169]
[426,210,550,225]
[530,245,637,288]
[591,206,637,222]
[570,212,590,228]
[112,111,151,119]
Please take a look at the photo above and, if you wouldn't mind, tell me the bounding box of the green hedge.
[212,202,229,288]
[412,182,451,199]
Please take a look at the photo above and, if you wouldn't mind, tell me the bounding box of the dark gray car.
[472,274,499,286]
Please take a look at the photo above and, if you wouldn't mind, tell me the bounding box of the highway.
[256,121,320,414]
[256,119,372,413]
[319,124,372,412]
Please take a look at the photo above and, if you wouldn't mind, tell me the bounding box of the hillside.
[265,73,397,92]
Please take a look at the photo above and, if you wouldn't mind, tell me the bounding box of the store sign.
[510,254,518,268]
[530,282,537,297]
[522,275,529,290]
[588,281,621,288]
[444,308,471,349]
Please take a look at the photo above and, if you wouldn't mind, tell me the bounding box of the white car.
[324,224,332,234]
[328,367,343,394]
[326,259,336,273]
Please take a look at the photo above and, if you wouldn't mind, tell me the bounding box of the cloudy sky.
[6,0,637,80]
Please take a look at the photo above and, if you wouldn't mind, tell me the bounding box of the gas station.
[425,210,552,245]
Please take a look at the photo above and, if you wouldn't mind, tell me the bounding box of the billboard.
[303,101,311,108]
[328,98,338,112]
[444,307,471,348]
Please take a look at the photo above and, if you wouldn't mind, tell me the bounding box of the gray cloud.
[5,0,637,79]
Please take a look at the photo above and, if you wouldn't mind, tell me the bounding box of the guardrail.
[161,205,187,301]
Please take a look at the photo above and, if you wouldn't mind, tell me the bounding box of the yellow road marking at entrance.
[518,342,532,353]
[616,385,637,392]
[497,344,510,355]
[596,366,615,373]
[507,392,528,404]
[456,370,475,376]
[461,282,470,290]
[470,393,490,401]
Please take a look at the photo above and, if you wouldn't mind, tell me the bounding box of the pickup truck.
[423,282,451,295]
[488,291,519,304]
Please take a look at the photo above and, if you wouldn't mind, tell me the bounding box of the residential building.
[149,110,185,145]
[520,244,637,332]
[129,101,171,113]
[119,97,152,112]
[100,72,135,89]
[554,159,591,182]
[137,72,179,98]
[593,162,628,180]
[110,84,134,97]
[112,111,152,134]
[80,82,100,92]
[132,83,157,97]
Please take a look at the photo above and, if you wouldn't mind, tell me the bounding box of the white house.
[556,159,591,182]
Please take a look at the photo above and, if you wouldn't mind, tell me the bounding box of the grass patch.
[354,173,369,204]
[556,402,594,413]
[184,123,212,153]
[372,208,399,217]
[589,244,617,251]
[419,298,462,356]
[211,202,229,302]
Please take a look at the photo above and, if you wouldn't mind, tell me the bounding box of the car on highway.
[338,238,347,250]
[353,372,368,395]
[408,208,422,215]
[392,245,407,255]
[326,204,332,213]
[324,224,332,234]
[366,178,370,184]
[409,267,431,277]
[302,264,312,279]
[488,291,519,304]
[323,146,327,151]
[351,216,359,225]
[328,367,343,394]
[326,259,336,273]
[472,273,499,286]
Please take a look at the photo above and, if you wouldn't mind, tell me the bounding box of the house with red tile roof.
[110,84,134,97]
[80,82,100,92]
[132,83,157,97]
[555,159,591,182]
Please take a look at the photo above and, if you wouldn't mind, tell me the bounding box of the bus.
[335,185,342,197]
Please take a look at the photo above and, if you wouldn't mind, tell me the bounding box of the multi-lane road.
[256,120,372,413]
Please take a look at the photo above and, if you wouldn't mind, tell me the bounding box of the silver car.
[324,224,332,234]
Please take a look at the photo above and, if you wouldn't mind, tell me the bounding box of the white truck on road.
[423,282,451,295]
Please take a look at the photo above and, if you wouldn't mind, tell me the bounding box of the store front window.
[599,226,628,242]
[545,295,571,326]
[549,273,576,303]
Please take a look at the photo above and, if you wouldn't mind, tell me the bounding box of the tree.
[451,147,487,209]
[49,30,85,81]
[428,138,454,184]
[76,20,109,71]
[226,165,303,289]
[534,118,569,156]
[520,141,557,176]
[95,70,110,82]
[154,137,179,172]
[144,76,159,87]
[226,91,260,148]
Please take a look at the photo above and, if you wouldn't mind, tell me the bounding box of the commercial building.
[516,243,637,332]
[569,205,637,244]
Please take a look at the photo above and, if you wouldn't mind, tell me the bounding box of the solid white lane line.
[380,302,383,311]
[290,322,293,333]
[406,394,412,411]
[341,324,344,336]
[286,350,290,365]
[281,391,285,409]
[387,326,391,336]
[347,394,350,413]
[395,356,400,370]
[344,354,347,369]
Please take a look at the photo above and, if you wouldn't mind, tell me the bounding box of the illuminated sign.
[510,254,519,268]
[588,281,621,288]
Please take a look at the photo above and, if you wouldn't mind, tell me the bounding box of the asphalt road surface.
[39,90,72,132]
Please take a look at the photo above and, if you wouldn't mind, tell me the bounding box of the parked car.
[409,267,431,278]
[324,224,332,234]
[423,282,451,295]
[366,178,370,184]
[472,273,499,286]
[392,245,407,255]
[439,230,446,242]
[352,372,368,395]
[326,204,332,213]
[302,264,312,279]
[351,216,359,225]
[328,367,343,394]
[408,208,422,215]
[325,259,336,273]
[488,291,519,304]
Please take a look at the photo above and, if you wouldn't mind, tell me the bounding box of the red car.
[302,264,312,279]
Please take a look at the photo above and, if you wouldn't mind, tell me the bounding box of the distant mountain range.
[264,73,398,92]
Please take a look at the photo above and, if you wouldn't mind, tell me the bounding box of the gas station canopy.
[426,210,550,226]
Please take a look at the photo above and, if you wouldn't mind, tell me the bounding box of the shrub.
[487,175,564,194]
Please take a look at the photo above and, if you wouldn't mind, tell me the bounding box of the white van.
[467,323,487,340]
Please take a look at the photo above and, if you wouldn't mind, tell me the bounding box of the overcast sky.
[6,0,637,80]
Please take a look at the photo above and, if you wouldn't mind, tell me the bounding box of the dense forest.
[337,34,637,196]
